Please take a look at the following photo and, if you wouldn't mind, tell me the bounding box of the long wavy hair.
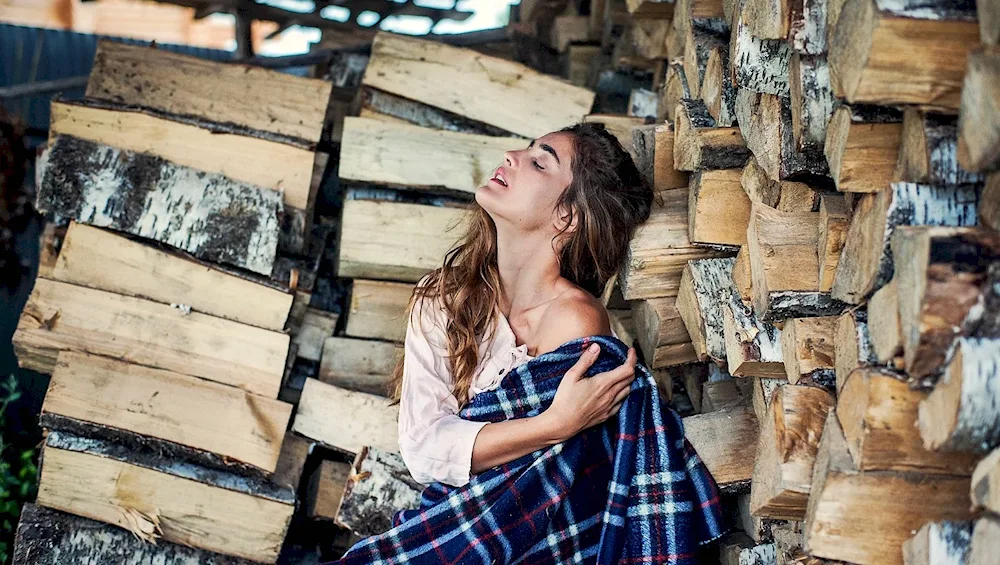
[388,122,654,408]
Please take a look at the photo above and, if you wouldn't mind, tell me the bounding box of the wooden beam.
[824,105,904,193]
[292,378,399,455]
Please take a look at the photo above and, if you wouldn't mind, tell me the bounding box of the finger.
[611,383,632,404]
[566,343,601,381]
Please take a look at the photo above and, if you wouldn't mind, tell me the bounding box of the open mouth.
[490,168,508,187]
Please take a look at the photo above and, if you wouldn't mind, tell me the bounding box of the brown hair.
[388,122,653,408]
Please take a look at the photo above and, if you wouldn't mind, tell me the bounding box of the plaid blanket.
[329,336,726,564]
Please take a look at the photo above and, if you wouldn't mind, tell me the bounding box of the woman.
[331,123,725,565]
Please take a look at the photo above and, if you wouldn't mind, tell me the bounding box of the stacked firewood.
[11,40,336,564]
[600,0,1000,563]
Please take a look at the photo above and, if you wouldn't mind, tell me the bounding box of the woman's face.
[476,131,576,235]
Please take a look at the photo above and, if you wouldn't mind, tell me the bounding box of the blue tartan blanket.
[329,335,727,564]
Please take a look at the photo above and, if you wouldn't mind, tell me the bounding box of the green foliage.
[0,373,39,565]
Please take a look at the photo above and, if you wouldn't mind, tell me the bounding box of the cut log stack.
[601,0,1000,563]
[9,39,351,564]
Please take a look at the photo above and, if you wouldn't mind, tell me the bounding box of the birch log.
[37,136,282,275]
[357,87,516,137]
[677,257,738,364]
[833,310,879,394]
[893,227,1000,381]
[830,182,981,305]
[824,104,904,193]
[729,0,792,96]
[817,193,850,292]
[958,48,1000,173]
[867,278,903,364]
[743,0,828,53]
[971,447,1000,514]
[790,53,836,152]
[734,246,753,301]
[896,109,983,185]
[780,316,837,388]
[970,517,1000,565]
[674,98,751,171]
[690,169,752,246]
[722,288,785,377]
[632,296,697,369]
[685,22,729,98]
[919,337,1000,453]
[702,45,738,127]
[336,447,422,538]
[903,521,974,565]
[662,61,692,122]
[735,89,830,180]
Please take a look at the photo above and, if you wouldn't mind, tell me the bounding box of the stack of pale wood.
[12,40,337,564]
[599,0,1000,563]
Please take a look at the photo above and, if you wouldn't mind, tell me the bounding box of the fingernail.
[589,343,599,353]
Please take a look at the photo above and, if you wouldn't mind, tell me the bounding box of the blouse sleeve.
[397,289,489,487]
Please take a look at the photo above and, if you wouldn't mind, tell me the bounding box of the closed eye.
[533,160,545,171]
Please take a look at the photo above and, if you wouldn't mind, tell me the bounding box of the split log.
[752,376,787,423]
[729,0,792,96]
[817,194,850,292]
[51,223,292,332]
[780,317,837,388]
[346,279,412,343]
[292,378,399,455]
[719,531,757,565]
[13,504,260,565]
[674,98,751,171]
[631,123,690,191]
[356,87,518,138]
[319,337,400,397]
[36,430,295,563]
[306,459,352,520]
[702,378,744,412]
[628,88,659,119]
[292,308,338,363]
[14,278,288,398]
[679,363,711,413]
[897,109,983,185]
[776,181,820,213]
[790,53,836,153]
[626,0,677,17]
[743,0,828,52]
[87,40,331,143]
[609,308,638,349]
[630,19,672,59]
[565,44,601,86]
[735,544,778,565]
[838,368,978,475]
[737,494,782,544]
[690,169,752,246]
[336,447,423,537]
[632,296,697,369]
[702,44,738,127]
[958,47,1000,173]
[37,136,282,275]
[751,385,834,520]
[672,0,728,51]
[970,516,1000,565]
[833,310,878,394]
[683,404,759,492]
[830,182,981,305]
[893,226,1000,381]
[339,117,523,195]
[867,279,903,364]
[741,155,781,207]
[684,22,729,98]
[919,337,1000,453]
[338,197,466,283]
[49,99,316,211]
[619,187,729,300]
[804,412,974,565]
[273,432,315,491]
[734,245,753,301]
[549,14,592,52]
[824,105,904,193]
[903,521,974,565]
[735,89,829,180]
[676,257,737,364]
[362,32,594,139]
[985,172,1000,230]
[722,288,786,377]
[747,204,845,320]
[971,446,1000,514]
[828,0,980,112]
[662,61,691,122]
[42,351,291,473]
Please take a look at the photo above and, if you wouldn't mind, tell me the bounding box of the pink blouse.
[397,288,618,488]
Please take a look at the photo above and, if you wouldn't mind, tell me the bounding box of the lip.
[489,166,509,188]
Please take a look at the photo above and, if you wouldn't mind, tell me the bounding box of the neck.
[493,222,563,317]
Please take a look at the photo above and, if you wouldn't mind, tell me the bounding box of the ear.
[553,203,578,234]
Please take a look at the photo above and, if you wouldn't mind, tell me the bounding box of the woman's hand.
[540,343,638,441]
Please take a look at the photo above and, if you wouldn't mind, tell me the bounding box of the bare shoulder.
[534,289,612,355]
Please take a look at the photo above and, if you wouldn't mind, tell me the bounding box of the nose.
[503,150,516,168]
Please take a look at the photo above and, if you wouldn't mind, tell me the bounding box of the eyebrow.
[528,139,561,165]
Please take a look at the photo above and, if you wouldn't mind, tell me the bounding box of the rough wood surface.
[306,459,352,520]
[897,109,983,185]
[632,123,690,192]
[633,296,695,369]
[51,223,292,332]
[839,367,978,475]
[824,105,904,193]
[804,412,974,565]
[690,169,753,246]
[828,0,980,112]
[747,204,825,319]
[958,48,1000,173]
[730,0,792,95]
[292,378,400,455]
[273,432,314,491]
[722,288,786,377]
[13,504,259,565]
[628,88,660,119]
[677,258,737,364]
[970,516,1000,565]
[675,98,751,171]
[42,351,291,473]
[339,117,523,194]
[663,61,692,122]
[319,337,400,397]
[867,278,903,364]
[790,53,836,152]
[735,89,829,180]
[985,172,1000,230]
[345,279,413,343]
[702,378,744,412]
[14,278,289,398]
[363,32,595,138]
[741,156,781,207]
[49,99,315,210]
[87,40,331,144]
[700,47,737,129]
[919,337,1000,453]
[734,246,753,301]
[751,385,834,520]
[903,521,974,565]
[752,376,787,423]
[336,447,423,537]
[685,22,729,98]
[971,447,1000,514]
[358,87,517,137]
[683,404,759,492]
[834,310,878,394]
[817,194,850,292]
[36,431,294,563]
[776,182,819,212]
[893,227,1000,381]
[338,198,467,283]
[38,136,282,275]
[780,317,838,386]
[292,308,338,363]
[831,183,981,305]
